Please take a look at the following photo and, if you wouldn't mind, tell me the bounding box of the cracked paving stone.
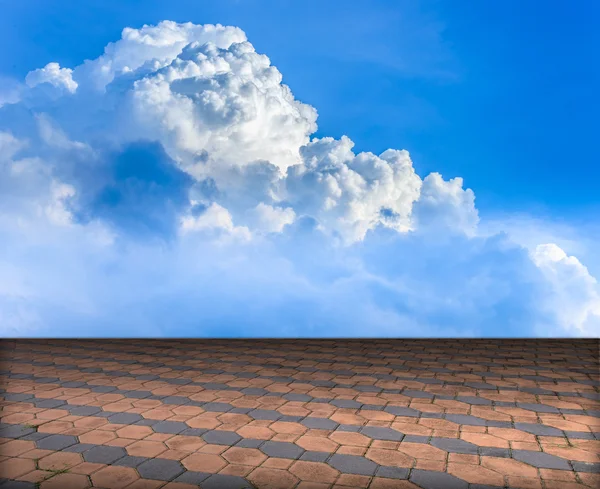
[161,396,190,405]
[430,437,479,454]
[241,388,269,396]
[63,443,96,453]
[260,441,305,459]
[283,393,313,402]
[511,450,571,470]
[107,412,143,424]
[90,385,117,393]
[328,454,378,476]
[83,446,128,464]
[376,466,410,479]
[180,428,208,437]
[331,399,363,409]
[34,399,66,409]
[68,406,101,416]
[514,422,564,437]
[402,390,434,399]
[465,382,497,390]
[300,451,330,462]
[444,414,488,426]
[236,439,264,449]
[384,406,420,417]
[248,409,282,421]
[113,455,148,467]
[361,426,404,441]
[478,447,510,458]
[420,412,443,419]
[516,403,561,413]
[202,430,242,445]
[134,419,160,427]
[202,402,233,412]
[410,469,468,489]
[124,390,152,399]
[137,458,185,481]
[173,471,211,485]
[201,474,255,489]
[456,396,493,405]
[152,420,188,434]
[301,417,339,430]
[36,434,78,450]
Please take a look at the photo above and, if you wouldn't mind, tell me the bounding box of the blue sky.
[0,0,598,337]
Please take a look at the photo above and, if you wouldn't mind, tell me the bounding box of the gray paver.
[410,469,468,489]
[83,446,127,464]
[107,412,143,424]
[152,420,188,434]
[260,441,305,459]
[301,417,339,430]
[430,437,479,454]
[328,454,378,475]
[512,450,572,470]
[137,458,185,481]
[202,430,242,446]
[36,434,78,450]
[361,426,404,441]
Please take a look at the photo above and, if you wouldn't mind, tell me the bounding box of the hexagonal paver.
[201,474,255,489]
[35,434,78,450]
[430,437,479,454]
[112,455,148,467]
[181,453,227,473]
[444,414,488,426]
[152,420,188,434]
[328,454,378,476]
[38,452,82,470]
[173,471,212,485]
[376,466,410,479]
[514,423,564,437]
[260,441,305,459]
[512,449,571,470]
[107,413,143,425]
[137,458,185,481]
[68,406,101,416]
[39,472,90,489]
[300,417,339,430]
[82,445,127,464]
[361,426,404,441]
[91,466,139,489]
[331,399,362,409]
[289,460,339,483]
[248,467,299,489]
[410,469,468,489]
[223,447,267,466]
[202,429,242,446]
[248,409,282,421]
[384,406,420,417]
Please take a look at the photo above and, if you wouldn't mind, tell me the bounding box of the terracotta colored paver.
[0,339,598,489]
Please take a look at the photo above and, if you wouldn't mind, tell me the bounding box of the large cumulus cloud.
[0,21,598,337]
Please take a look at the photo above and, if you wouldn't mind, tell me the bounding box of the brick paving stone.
[137,459,185,481]
[1,339,598,489]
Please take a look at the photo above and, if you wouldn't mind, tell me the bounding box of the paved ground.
[0,339,598,489]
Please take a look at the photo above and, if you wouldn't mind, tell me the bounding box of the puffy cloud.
[0,21,597,337]
[25,62,78,93]
[531,244,600,336]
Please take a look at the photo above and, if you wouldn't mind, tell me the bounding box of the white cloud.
[0,21,597,337]
[25,62,78,93]
[531,244,600,336]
